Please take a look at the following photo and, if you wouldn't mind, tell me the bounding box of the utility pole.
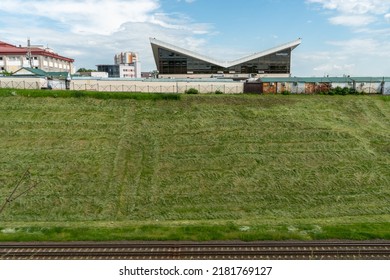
[26,38,33,68]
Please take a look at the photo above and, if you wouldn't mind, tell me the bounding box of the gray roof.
[260,77,389,83]
[13,67,47,76]
[12,67,70,80]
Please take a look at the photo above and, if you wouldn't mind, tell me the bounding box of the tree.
[0,70,12,76]
[76,68,96,73]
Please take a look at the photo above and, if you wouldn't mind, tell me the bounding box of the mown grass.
[2,222,390,242]
[0,93,389,241]
[0,88,181,100]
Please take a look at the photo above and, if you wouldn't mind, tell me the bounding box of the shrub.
[328,86,357,96]
[215,90,223,94]
[185,88,199,94]
[281,90,291,95]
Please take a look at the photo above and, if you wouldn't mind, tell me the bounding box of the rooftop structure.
[97,63,141,78]
[97,51,141,78]
[150,37,301,78]
[114,52,139,65]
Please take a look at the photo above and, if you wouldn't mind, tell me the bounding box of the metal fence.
[244,81,389,95]
[2,77,389,95]
[69,82,243,94]
[0,78,244,93]
[0,79,45,90]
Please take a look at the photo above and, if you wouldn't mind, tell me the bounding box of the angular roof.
[150,37,302,68]
[0,40,74,62]
[12,67,70,80]
[12,67,47,76]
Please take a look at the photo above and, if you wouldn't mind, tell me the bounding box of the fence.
[0,77,244,94]
[0,78,47,90]
[2,77,389,95]
[244,81,390,95]
[69,80,243,94]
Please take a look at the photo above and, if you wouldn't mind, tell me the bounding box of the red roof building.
[0,40,74,73]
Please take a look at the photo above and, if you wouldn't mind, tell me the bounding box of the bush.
[281,90,291,95]
[185,88,199,94]
[327,86,358,96]
[215,90,223,94]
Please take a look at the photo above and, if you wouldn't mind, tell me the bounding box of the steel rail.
[1,241,389,260]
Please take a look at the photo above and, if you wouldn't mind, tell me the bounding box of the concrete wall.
[0,77,46,89]
[0,77,243,93]
[276,82,305,94]
[2,76,389,95]
[383,83,390,95]
[70,79,244,93]
[261,81,386,94]
[354,82,383,94]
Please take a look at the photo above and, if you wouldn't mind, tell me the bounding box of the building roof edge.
[149,37,302,68]
[227,38,302,67]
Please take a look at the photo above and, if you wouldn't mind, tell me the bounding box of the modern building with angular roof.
[150,37,301,78]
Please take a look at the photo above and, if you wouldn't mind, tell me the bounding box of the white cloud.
[307,0,390,15]
[0,0,213,71]
[303,0,390,76]
[177,0,196,3]
[326,38,390,60]
[313,63,355,73]
[329,15,376,26]
[307,0,390,26]
[0,0,160,35]
[327,38,380,53]
[294,37,390,76]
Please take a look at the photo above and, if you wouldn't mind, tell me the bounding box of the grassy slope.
[0,93,389,241]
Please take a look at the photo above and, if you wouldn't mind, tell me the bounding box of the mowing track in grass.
[0,93,389,241]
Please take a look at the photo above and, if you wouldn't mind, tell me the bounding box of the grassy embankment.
[0,88,389,241]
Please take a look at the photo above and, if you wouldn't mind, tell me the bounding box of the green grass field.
[0,90,389,241]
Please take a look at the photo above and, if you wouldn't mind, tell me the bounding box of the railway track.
[1,241,389,260]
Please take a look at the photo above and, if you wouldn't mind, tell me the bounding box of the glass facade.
[157,48,291,75]
[97,65,120,77]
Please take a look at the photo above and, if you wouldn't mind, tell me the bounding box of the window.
[0,57,3,60]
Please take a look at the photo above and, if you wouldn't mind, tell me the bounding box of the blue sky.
[1,0,390,76]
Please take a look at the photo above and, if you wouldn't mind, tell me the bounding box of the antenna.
[26,38,33,68]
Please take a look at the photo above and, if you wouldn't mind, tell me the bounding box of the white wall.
[70,79,243,93]
[0,77,47,89]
